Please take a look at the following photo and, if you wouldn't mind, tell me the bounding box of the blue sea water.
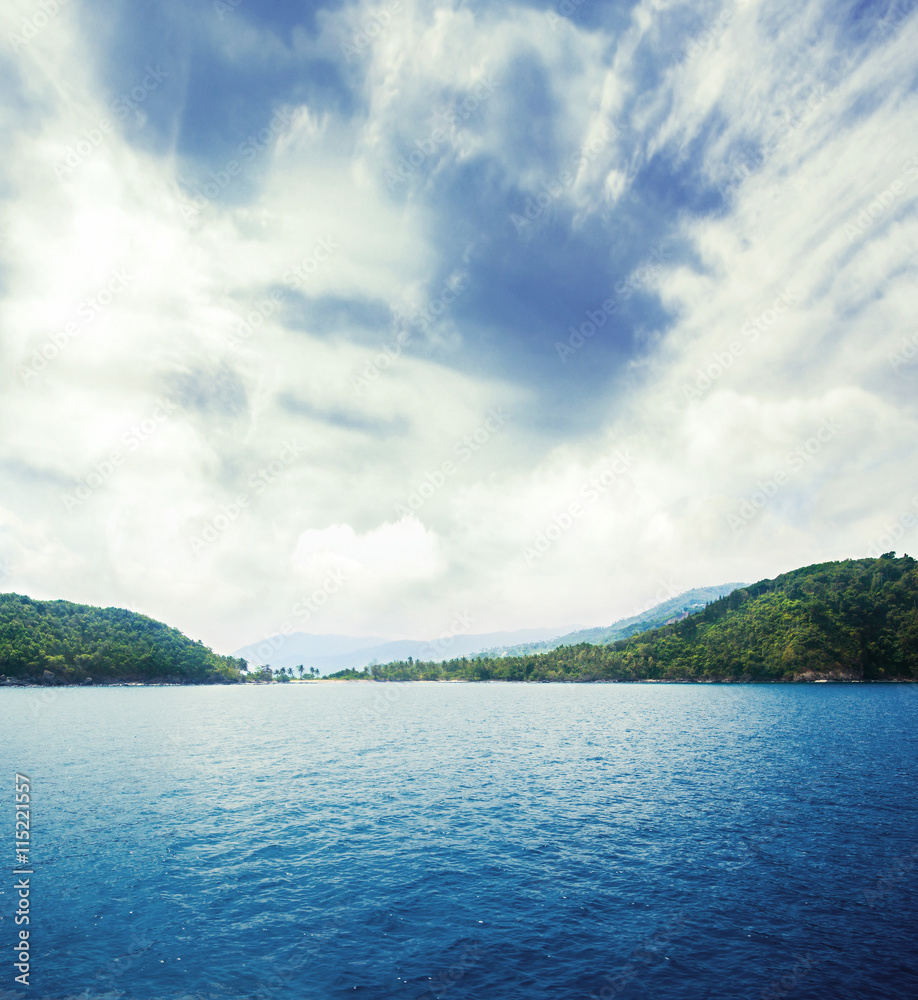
[1,682,916,1000]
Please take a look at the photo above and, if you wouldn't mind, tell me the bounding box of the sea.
[1,682,916,1000]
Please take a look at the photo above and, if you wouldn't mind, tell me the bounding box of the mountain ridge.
[327,555,918,683]
[234,585,746,673]
[4,555,916,685]
[233,626,575,673]
[480,583,746,657]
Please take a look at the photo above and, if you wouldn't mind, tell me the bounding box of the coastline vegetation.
[327,554,918,683]
[2,554,915,686]
[0,594,246,685]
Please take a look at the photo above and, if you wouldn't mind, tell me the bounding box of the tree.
[0,593,246,684]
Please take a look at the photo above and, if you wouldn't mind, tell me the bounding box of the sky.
[1,0,917,655]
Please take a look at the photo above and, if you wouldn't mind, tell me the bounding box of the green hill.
[0,593,246,685]
[329,554,918,683]
[481,582,745,656]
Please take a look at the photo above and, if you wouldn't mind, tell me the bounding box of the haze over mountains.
[342,555,918,684]
[233,583,744,673]
[3,557,914,685]
[233,627,573,674]
[482,583,745,657]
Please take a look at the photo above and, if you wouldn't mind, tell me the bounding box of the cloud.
[0,0,916,650]
[292,515,444,580]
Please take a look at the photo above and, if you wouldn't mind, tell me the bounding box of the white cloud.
[292,515,444,580]
[1,0,916,652]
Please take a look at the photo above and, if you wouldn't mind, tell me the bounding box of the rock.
[42,670,56,683]
[83,677,93,685]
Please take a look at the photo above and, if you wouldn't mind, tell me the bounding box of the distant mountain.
[233,632,388,668]
[233,627,573,673]
[331,555,918,683]
[236,585,746,673]
[481,583,745,657]
[0,593,245,685]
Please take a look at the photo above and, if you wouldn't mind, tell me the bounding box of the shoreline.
[1,678,915,689]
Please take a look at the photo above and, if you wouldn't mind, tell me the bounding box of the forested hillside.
[5,555,916,686]
[483,582,745,656]
[329,555,918,683]
[0,593,246,684]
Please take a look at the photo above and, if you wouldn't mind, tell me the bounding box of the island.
[1,553,915,686]
[327,553,918,683]
[0,596,247,686]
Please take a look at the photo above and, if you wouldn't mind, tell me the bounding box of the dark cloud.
[277,393,408,438]
[166,363,248,419]
[281,293,393,340]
